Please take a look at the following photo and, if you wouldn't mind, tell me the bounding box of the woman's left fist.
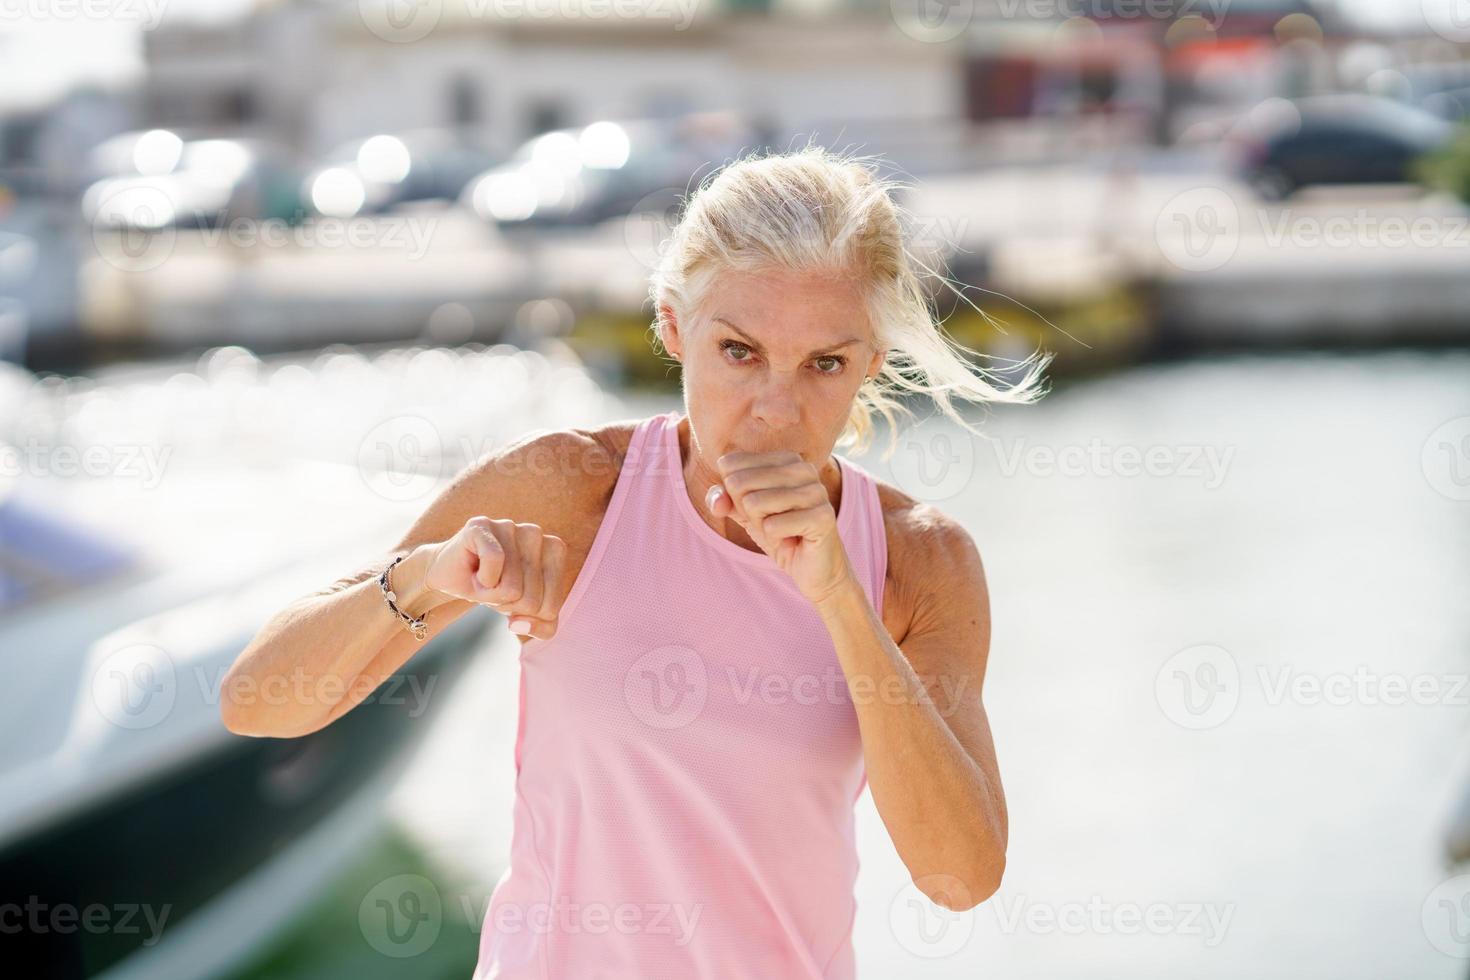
[705,449,855,606]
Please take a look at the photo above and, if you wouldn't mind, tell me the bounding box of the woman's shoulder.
[869,477,983,647]
[495,413,650,522]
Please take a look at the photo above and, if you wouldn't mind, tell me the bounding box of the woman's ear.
[865,347,886,379]
[659,304,683,361]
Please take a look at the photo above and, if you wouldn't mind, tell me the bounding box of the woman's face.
[662,267,885,467]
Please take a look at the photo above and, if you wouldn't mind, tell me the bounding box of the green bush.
[1415,123,1470,204]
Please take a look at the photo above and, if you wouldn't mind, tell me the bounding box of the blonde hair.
[647,142,1053,461]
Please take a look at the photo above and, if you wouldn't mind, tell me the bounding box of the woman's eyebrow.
[713,317,861,357]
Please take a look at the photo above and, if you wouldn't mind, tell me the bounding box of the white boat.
[0,341,612,978]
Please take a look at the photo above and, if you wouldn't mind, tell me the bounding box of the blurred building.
[141,0,965,162]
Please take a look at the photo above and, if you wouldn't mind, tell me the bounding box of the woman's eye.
[721,341,752,362]
[815,356,845,374]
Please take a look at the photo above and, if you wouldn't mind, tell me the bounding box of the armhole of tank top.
[867,473,887,622]
[854,472,883,807]
[518,414,649,658]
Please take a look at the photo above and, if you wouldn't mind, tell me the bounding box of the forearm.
[815,575,1007,902]
[220,541,457,737]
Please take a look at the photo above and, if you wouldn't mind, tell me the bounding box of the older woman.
[222,144,1050,979]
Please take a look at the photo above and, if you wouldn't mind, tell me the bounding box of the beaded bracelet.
[379,555,429,641]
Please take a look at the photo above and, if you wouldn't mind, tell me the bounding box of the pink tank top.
[471,408,888,980]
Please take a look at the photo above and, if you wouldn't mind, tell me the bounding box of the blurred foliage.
[939,283,1153,379]
[1414,123,1470,204]
[563,282,1152,392]
[226,824,482,980]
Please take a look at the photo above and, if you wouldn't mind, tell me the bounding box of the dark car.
[1234,95,1456,199]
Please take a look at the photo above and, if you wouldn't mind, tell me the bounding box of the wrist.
[811,570,867,621]
[392,543,455,619]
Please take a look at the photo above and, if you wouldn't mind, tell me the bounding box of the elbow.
[219,689,269,738]
[217,667,320,739]
[218,672,252,735]
[916,852,1005,912]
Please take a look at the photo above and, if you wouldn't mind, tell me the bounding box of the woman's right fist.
[424,516,568,641]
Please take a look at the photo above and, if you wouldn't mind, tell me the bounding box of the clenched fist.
[424,515,568,641]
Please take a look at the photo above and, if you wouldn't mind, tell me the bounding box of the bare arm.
[814,509,1006,911]
[218,427,602,738]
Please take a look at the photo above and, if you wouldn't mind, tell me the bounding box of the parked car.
[1396,61,1470,122]
[460,111,760,230]
[303,128,501,219]
[81,131,307,231]
[1232,94,1456,199]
